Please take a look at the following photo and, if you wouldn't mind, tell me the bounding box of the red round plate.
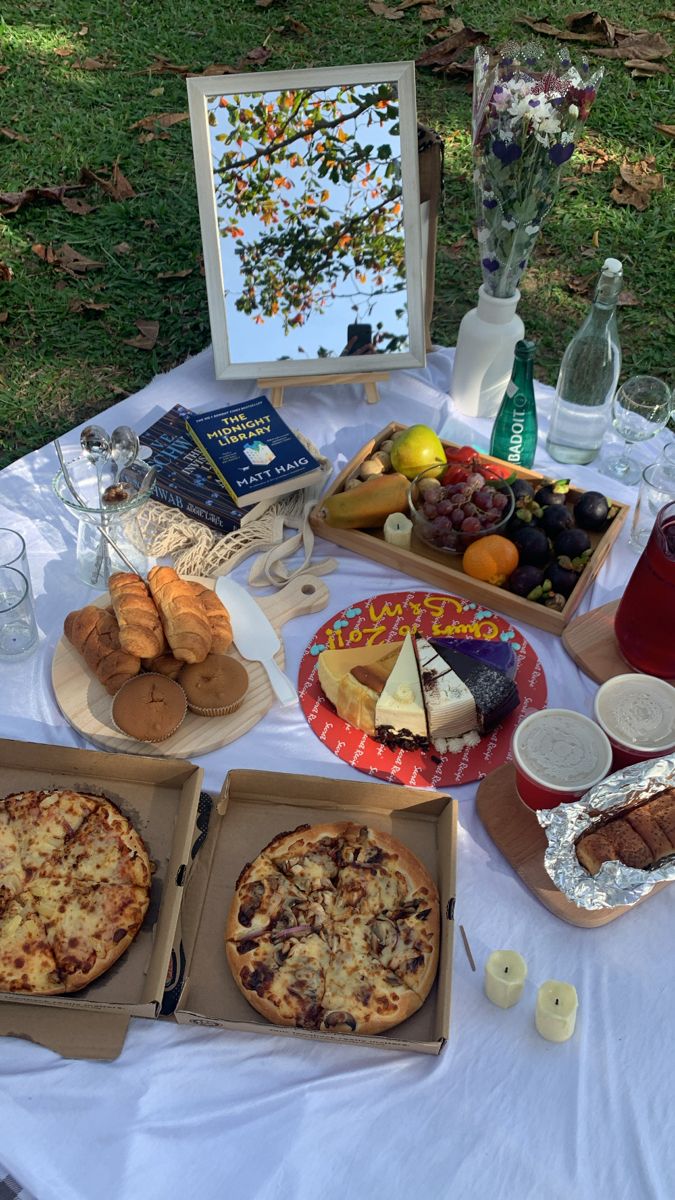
[298,590,547,788]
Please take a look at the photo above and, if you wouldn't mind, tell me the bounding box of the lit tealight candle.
[484,950,527,1008]
[535,980,578,1043]
[383,513,413,549]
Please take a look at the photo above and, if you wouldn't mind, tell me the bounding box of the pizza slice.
[227,927,329,1029]
[346,892,439,999]
[27,876,149,992]
[0,804,26,910]
[262,823,342,908]
[228,856,329,941]
[333,826,438,923]
[0,897,63,994]
[318,923,422,1035]
[37,801,152,888]
[4,789,100,876]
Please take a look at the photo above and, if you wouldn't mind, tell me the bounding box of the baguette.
[108,572,166,659]
[64,606,141,694]
[190,583,233,654]
[147,566,212,664]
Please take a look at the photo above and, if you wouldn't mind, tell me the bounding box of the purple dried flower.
[483,197,498,209]
[528,99,540,108]
[482,257,500,273]
[492,139,522,165]
[549,142,575,165]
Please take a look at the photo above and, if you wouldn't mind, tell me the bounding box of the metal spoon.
[109,426,140,482]
[53,440,138,575]
[80,424,111,467]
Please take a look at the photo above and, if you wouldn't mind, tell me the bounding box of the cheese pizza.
[226,822,440,1035]
[0,789,151,994]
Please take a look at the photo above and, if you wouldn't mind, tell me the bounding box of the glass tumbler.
[629,463,675,553]
[0,565,38,659]
[53,455,152,588]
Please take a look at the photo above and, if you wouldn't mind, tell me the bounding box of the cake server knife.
[215,577,297,707]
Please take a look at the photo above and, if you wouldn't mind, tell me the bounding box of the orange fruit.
[462,535,519,587]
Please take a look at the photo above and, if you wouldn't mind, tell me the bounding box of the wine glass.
[604,376,672,485]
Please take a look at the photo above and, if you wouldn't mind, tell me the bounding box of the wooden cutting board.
[52,574,329,758]
[562,600,675,686]
[475,762,669,927]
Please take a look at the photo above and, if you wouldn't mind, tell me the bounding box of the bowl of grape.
[409,466,515,554]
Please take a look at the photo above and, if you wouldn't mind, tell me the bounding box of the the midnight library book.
[126,404,258,534]
[185,395,324,507]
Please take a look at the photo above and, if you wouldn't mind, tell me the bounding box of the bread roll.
[147,566,212,664]
[64,606,141,694]
[190,583,233,654]
[108,572,166,659]
[576,789,675,876]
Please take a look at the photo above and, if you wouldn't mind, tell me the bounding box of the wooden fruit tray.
[310,423,629,636]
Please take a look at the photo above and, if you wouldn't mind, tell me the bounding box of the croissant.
[64,606,141,694]
[108,572,166,659]
[576,788,675,876]
[147,566,212,664]
[142,652,184,680]
[190,583,233,654]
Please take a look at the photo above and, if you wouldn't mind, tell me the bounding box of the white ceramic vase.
[451,286,525,420]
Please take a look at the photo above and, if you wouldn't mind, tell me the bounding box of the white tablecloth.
[1,347,673,1200]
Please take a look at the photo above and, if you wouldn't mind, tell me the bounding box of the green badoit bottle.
[489,340,537,469]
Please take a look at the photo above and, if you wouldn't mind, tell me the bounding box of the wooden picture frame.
[187,62,425,381]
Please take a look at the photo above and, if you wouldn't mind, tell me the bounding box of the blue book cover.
[185,395,324,506]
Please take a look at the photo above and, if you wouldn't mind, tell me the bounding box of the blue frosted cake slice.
[415,636,519,751]
[428,635,517,680]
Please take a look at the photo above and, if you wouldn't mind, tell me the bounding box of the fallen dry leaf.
[130,111,189,131]
[123,319,159,351]
[629,60,669,75]
[53,45,75,57]
[71,56,117,70]
[157,268,193,279]
[369,1,406,16]
[0,127,29,142]
[144,54,192,76]
[655,10,675,18]
[416,23,487,72]
[0,311,8,323]
[0,184,82,216]
[61,196,95,215]
[199,63,237,75]
[77,24,88,35]
[593,32,672,60]
[81,163,135,201]
[429,17,467,37]
[592,229,600,247]
[280,17,310,34]
[517,15,602,42]
[566,274,592,296]
[241,46,272,65]
[0,263,13,282]
[149,85,164,96]
[611,156,664,210]
[113,242,131,255]
[255,0,276,7]
[618,289,639,305]
[565,9,616,41]
[0,66,9,76]
[138,131,171,144]
[68,298,109,316]
[32,242,105,273]
[420,5,446,19]
[655,121,675,137]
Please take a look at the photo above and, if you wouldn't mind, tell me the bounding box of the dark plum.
[512,479,535,502]
[574,491,610,531]
[546,561,579,598]
[508,565,545,597]
[511,525,552,567]
[534,479,570,507]
[540,505,573,537]
[555,528,591,558]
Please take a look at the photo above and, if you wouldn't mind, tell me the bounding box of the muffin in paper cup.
[178,654,249,718]
[539,754,675,910]
[112,673,187,742]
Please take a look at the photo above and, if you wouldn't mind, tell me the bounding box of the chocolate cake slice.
[427,640,520,734]
[429,635,517,680]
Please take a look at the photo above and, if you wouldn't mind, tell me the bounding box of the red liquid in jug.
[615,505,675,678]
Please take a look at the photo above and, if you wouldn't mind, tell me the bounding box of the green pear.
[389,425,446,481]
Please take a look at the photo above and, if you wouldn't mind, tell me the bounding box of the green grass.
[1,0,674,467]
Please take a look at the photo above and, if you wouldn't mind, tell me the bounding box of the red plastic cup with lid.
[593,674,675,770]
[512,708,613,811]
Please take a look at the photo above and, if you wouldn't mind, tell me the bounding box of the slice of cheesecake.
[317,643,402,738]
[375,633,429,751]
[415,637,478,741]
[429,639,520,733]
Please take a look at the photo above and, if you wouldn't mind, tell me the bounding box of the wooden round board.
[476,762,670,926]
[562,599,675,685]
[52,574,329,757]
[298,590,547,788]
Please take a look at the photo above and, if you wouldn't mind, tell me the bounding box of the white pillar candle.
[484,950,527,1008]
[383,513,413,549]
[535,980,578,1042]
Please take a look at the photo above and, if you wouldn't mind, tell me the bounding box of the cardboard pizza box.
[174,770,457,1055]
[0,738,204,1060]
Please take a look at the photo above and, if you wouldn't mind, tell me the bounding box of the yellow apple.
[389,425,446,480]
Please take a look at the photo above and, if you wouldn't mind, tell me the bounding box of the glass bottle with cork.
[546,258,623,465]
[489,339,537,469]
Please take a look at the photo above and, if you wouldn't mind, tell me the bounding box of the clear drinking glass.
[53,455,152,588]
[0,528,33,596]
[0,565,38,659]
[629,463,675,553]
[653,440,675,487]
[604,375,672,485]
